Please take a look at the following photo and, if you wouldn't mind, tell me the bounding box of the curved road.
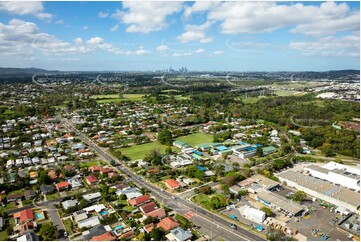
[62,118,264,241]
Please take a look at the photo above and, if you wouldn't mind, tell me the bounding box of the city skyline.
[0,1,359,71]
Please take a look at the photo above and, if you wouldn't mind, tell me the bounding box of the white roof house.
[77,216,100,229]
[62,199,78,210]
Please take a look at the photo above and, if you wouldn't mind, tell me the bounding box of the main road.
[62,118,264,241]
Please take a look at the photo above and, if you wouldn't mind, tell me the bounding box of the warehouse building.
[238,205,266,224]
[305,162,360,191]
[277,170,360,213]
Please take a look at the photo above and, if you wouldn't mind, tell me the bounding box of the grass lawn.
[4,202,17,211]
[91,94,145,103]
[117,141,180,161]
[176,133,213,147]
[79,161,100,168]
[0,231,8,240]
[193,194,213,210]
[274,90,306,96]
[8,189,22,195]
[63,218,74,236]
[46,193,61,200]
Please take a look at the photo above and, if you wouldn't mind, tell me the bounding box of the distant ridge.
[0,67,59,75]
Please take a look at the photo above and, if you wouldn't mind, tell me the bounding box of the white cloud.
[177,21,213,43]
[207,2,359,36]
[183,2,220,19]
[289,32,360,57]
[0,2,53,21]
[55,20,64,25]
[226,40,269,51]
[0,19,152,58]
[172,48,205,57]
[156,45,169,51]
[83,26,89,30]
[110,24,119,32]
[112,2,183,33]
[73,38,83,44]
[98,11,109,18]
[213,50,224,55]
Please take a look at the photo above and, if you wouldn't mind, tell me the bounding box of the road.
[62,118,264,241]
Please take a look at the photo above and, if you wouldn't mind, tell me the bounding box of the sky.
[0,1,359,71]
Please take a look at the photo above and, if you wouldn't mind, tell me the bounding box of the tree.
[260,206,273,217]
[237,190,248,197]
[232,162,240,171]
[144,149,162,166]
[221,176,237,186]
[39,222,58,241]
[221,184,230,195]
[256,146,263,157]
[158,129,173,146]
[319,142,335,157]
[150,227,166,241]
[293,190,306,203]
[199,185,212,194]
[165,146,172,154]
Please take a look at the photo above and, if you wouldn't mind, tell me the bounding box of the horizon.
[0,1,359,71]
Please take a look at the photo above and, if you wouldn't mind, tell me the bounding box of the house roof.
[164,179,180,189]
[40,185,54,194]
[145,208,166,219]
[140,202,157,214]
[14,209,34,224]
[144,223,155,233]
[83,225,107,241]
[7,193,22,199]
[86,175,98,183]
[56,181,70,189]
[157,216,180,231]
[90,232,117,241]
[128,195,150,206]
[170,227,193,241]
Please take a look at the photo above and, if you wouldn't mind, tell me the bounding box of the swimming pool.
[99,210,109,216]
[35,213,43,220]
[113,224,123,232]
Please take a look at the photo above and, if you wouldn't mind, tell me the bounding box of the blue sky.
[0,1,359,71]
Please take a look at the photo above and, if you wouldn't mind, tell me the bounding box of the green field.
[274,90,306,96]
[117,141,180,161]
[242,96,266,104]
[91,94,145,103]
[176,133,213,146]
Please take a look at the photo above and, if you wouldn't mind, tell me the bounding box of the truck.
[230,214,238,221]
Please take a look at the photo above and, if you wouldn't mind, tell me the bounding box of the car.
[230,224,237,230]
[64,232,67,237]
[161,189,165,192]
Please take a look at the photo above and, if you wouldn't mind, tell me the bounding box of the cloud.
[0,19,151,58]
[213,50,224,55]
[156,45,169,51]
[183,2,220,19]
[112,2,183,33]
[207,2,359,36]
[0,2,53,21]
[110,24,119,32]
[172,48,205,57]
[177,21,214,43]
[55,20,64,25]
[98,11,109,18]
[82,26,89,30]
[289,32,360,57]
[226,40,270,51]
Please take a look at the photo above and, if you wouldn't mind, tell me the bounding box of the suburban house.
[56,181,71,192]
[145,208,166,219]
[157,216,180,231]
[128,195,151,206]
[85,175,99,186]
[7,193,22,203]
[24,190,37,200]
[13,209,36,235]
[164,179,181,190]
[166,227,193,241]
[83,192,101,203]
[262,146,277,156]
[140,202,157,214]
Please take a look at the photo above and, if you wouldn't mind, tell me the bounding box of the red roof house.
[145,208,166,219]
[140,202,157,214]
[157,216,179,231]
[90,232,117,241]
[164,179,180,190]
[14,209,34,225]
[56,181,70,191]
[143,223,155,233]
[128,195,150,206]
[85,175,99,186]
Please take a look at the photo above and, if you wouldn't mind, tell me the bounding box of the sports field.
[176,133,213,146]
[117,141,180,160]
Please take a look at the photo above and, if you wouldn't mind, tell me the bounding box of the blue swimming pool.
[113,224,123,232]
[35,213,43,219]
[99,210,109,216]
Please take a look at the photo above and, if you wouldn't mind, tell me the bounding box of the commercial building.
[305,162,360,191]
[238,205,266,224]
[277,170,360,213]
